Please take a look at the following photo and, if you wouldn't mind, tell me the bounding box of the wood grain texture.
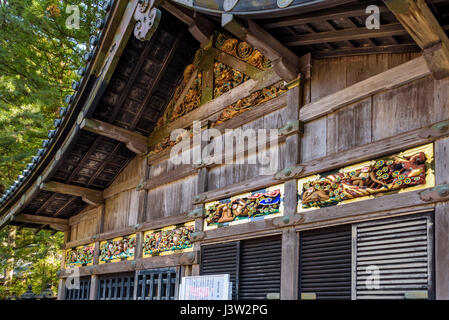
[302,56,430,122]
[281,228,299,300]
[435,202,449,299]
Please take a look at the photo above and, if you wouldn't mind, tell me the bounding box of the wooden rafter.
[80,118,148,154]
[161,1,214,46]
[383,0,449,79]
[40,181,103,206]
[14,214,69,232]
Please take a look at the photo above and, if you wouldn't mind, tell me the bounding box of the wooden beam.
[280,228,299,300]
[264,2,389,29]
[148,67,281,147]
[40,181,103,206]
[277,119,449,181]
[14,214,69,231]
[222,14,300,82]
[384,0,449,79]
[161,1,214,46]
[435,202,449,299]
[299,56,430,122]
[80,118,148,154]
[283,23,408,46]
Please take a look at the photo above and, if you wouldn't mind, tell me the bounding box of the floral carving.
[143,222,194,258]
[214,32,271,70]
[213,62,249,98]
[65,244,94,268]
[99,235,136,264]
[298,144,435,211]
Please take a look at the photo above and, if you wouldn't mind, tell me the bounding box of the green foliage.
[0,0,103,298]
[0,0,103,192]
[0,226,64,299]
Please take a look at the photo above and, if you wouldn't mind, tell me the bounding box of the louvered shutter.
[201,241,239,299]
[354,213,433,300]
[299,225,352,300]
[239,236,282,300]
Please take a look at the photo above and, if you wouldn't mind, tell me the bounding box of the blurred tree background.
[0,0,103,298]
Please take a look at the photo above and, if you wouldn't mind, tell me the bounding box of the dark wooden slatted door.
[239,236,282,300]
[299,225,352,300]
[136,267,178,300]
[354,213,434,300]
[65,276,91,300]
[201,241,240,299]
[97,272,135,300]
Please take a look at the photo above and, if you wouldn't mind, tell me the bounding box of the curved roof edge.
[0,0,136,229]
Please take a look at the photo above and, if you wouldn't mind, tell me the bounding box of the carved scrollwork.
[134,0,161,42]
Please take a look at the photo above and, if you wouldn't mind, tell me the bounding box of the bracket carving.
[134,0,161,41]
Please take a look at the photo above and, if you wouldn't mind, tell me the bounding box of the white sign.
[178,274,233,300]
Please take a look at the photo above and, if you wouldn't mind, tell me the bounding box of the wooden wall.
[69,52,449,241]
[301,53,449,163]
[69,205,101,241]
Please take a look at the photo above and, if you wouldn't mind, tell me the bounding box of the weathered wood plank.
[301,56,430,122]
[281,227,299,300]
[435,202,449,299]
[384,0,449,79]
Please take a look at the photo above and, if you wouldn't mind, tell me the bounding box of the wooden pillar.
[57,278,66,300]
[89,241,100,300]
[279,76,303,300]
[89,275,99,300]
[58,230,70,300]
[138,157,150,224]
[435,137,449,299]
[191,165,207,276]
[281,227,299,300]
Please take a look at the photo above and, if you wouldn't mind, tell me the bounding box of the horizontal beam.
[148,67,281,147]
[59,252,191,277]
[384,0,449,79]
[64,213,192,249]
[14,214,69,231]
[277,119,449,180]
[193,119,449,204]
[40,181,103,206]
[263,2,389,29]
[283,23,408,46]
[299,56,430,122]
[80,118,148,154]
[138,164,198,191]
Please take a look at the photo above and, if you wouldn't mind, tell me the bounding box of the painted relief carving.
[134,0,161,41]
[210,83,286,127]
[157,64,202,129]
[147,32,281,156]
[298,144,435,211]
[214,32,271,70]
[213,62,249,98]
[142,221,194,258]
[99,234,136,264]
[65,244,94,268]
[204,184,284,230]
